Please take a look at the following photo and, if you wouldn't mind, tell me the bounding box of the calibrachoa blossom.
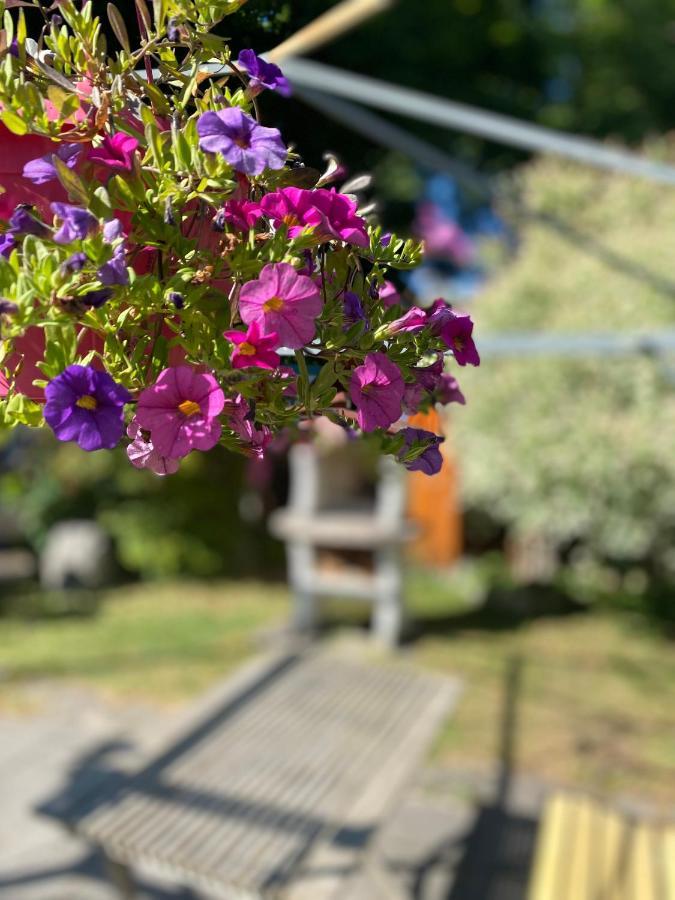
[224,320,280,370]
[135,366,225,459]
[88,132,139,170]
[43,365,131,451]
[237,49,291,97]
[51,202,97,243]
[239,262,322,349]
[126,419,180,476]
[349,352,405,432]
[23,142,81,185]
[0,5,477,480]
[197,108,286,176]
[397,427,445,476]
[260,187,369,247]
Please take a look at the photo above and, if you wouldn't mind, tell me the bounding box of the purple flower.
[379,280,400,308]
[126,419,180,476]
[82,287,113,308]
[0,232,15,258]
[98,245,128,285]
[397,427,445,476]
[168,291,185,309]
[9,38,19,58]
[349,352,405,432]
[412,356,444,392]
[22,143,81,185]
[197,108,286,176]
[44,365,131,451]
[237,49,291,97]
[9,205,49,238]
[387,307,427,336]
[88,133,139,171]
[436,374,466,406]
[343,291,369,330]
[239,262,322,350]
[51,203,97,244]
[0,298,18,315]
[403,381,425,415]
[102,218,124,242]
[61,252,88,273]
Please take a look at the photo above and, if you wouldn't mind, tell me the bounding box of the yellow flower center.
[178,399,201,417]
[238,341,256,356]
[453,337,464,351]
[263,296,285,313]
[282,214,300,226]
[76,395,97,410]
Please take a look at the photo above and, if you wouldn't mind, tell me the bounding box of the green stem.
[295,349,312,418]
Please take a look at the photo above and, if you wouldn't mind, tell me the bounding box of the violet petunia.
[378,280,400,308]
[44,364,131,451]
[102,218,124,243]
[239,262,322,350]
[98,245,129,285]
[397,427,445,476]
[403,381,425,415]
[412,355,444,392]
[343,290,369,330]
[237,49,292,97]
[61,251,88,273]
[9,205,49,238]
[51,202,97,244]
[260,187,369,247]
[135,365,225,459]
[22,142,81,185]
[82,287,113,308]
[0,232,15,258]
[88,132,139,171]
[126,419,180,476]
[224,320,280,370]
[197,108,286,176]
[438,311,480,366]
[436,374,466,406]
[349,352,405,432]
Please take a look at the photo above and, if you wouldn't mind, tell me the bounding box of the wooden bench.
[528,791,675,900]
[57,649,460,899]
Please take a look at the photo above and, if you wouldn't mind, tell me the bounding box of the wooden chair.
[269,443,416,647]
[528,791,675,900]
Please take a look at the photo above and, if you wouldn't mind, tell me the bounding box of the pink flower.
[379,280,400,308]
[349,352,405,432]
[126,419,180,476]
[260,187,369,247]
[135,365,225,458]
[239,262,322,350]
[387,307,427,335]
[88,133,139,171]
[221,199,262,231]
[224,320,280,370]
[223,394,274,458]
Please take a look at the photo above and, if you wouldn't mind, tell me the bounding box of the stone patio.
[0,679,544,900]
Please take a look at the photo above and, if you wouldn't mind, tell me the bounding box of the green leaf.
[107,3,131,52]
[1,108,27,135]
[53,154,89,205]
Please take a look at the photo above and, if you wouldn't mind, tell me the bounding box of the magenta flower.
[435,310,480,366]
[224,394,274,459]
[239,262,322,349]
[436,374,466,406]
[397,427,445,476]
[126,419,180,476]
[349,352,405,432]
[197,108,286,176]
[260,187,369,247]
[379,280,400,308]
[23,142,81,185]
[237,49,291,97]
[135,365,225,459]
[224,320,280,370]
[221,199,262,231]
[88,132,139,171]
[387,307,427,335]
[51,203,97,243]
[44,365,131,451]
[403,381,425,414]
[412,356,444,392]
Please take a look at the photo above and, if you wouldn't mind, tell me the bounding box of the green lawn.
[1,571,673,804]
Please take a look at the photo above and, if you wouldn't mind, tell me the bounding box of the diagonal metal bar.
[282,57,675,186]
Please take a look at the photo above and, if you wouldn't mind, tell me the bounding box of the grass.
[0,568,673,804]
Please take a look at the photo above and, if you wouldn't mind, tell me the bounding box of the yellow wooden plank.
[528,792,576,900]
[596,805,630,900]
[658,827,675,900]
[626,823,659,900]
[566,795,594,900]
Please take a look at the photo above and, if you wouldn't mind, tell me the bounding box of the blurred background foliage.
[453,152,675,618]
